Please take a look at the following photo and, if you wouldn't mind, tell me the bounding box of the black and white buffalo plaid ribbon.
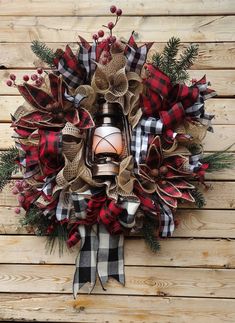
[186,79,216,132]
[78,40,96,81]
[131,117,163,164]
[64,90,87,108]
[125,31,152,74]
[57,59,82,89]
[72,190,139,297]
[125,43,148,74]
[159,201,175,237]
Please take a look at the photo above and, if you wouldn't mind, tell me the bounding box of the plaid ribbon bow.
[68,190,139,297]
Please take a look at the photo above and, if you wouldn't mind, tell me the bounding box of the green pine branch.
[141,214,160,252]
[31,40,57,67]
[0,147,19,191]
[152,37,199,84]
[191,188,206,208]
[46,223,69,256]
[201,145,235,173]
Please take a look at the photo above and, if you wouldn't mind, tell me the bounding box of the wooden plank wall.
[0,1,235,322]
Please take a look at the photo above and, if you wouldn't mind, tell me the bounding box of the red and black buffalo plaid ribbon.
[38,129,64,177]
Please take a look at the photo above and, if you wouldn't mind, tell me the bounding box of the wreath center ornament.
[3,5,234,297]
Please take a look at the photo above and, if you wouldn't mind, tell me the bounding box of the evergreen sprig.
[191,188,206,208]
[0,147,19,191]
[152,37,199,84]
[31,40,56,67]
[46,224,68,256]
[141,214,160,252]
[20,206,49,236]
[201,146,235,172]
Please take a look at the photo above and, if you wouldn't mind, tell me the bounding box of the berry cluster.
[6,68,44,87]
[12,180,29,214]
[92,5,123,42]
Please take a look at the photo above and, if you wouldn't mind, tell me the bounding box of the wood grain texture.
[1,42,235,69]
[1,235,235,268]
[0,0,234,16]
[2,70,234,96]
[2,208,235,238]
[1,97,234,124]
[1,264,235,298]
[0,16,235,43]
[0,293,235,323]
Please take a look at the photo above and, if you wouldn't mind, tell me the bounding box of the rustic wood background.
[0,1,235,322]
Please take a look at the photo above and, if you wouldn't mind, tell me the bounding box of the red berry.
[108,22,114,30]
[14,207,21,215]
[15,180,22,189]
[18,195,25,203]
[92,33,98,40]
[6,80,13,87]
[31,74,38,81]
[110,36,116,43]
[116,8,122,16]
[10,73,16,81]
[35,79,42,87]
[23,75,29,82]
[110,5,117,13]
[98,30,104,38]
[37,68,43,74]
[22,181,29,189]
[12,187,19,195]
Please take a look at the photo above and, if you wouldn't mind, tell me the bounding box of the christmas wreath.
[1,5,234,297]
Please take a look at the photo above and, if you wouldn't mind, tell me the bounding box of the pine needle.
[46,224,69,256]
[0,147,19,191]
[191,188,206,208]
[152,37,199,84]
[141,215,160,252]
[31,40,56,67]
[202,145,235,172]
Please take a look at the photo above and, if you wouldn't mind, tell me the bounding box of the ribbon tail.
[73,224,98,298]
[97,223,125,286]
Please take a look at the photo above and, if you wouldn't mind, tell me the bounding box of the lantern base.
[92,162,119,177]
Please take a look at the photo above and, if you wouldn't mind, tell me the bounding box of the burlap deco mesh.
[91,54,126,94]
[13,103,35,121]
[62,141,83,162]
[105,67,128,98]
[176,121,208,144]
[62,122,83,138]
[55,146,83,189]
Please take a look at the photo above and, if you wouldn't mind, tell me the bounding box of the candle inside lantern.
[92,126,123,156]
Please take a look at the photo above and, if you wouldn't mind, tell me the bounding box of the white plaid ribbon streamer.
[159,201,175,237]
[72,190,140,297]
[56,189,74,221]
[131,117,163,164]
[125,44,148,74]
[78,41,96,80]
[57,60,82,89]
[186,81,216,132]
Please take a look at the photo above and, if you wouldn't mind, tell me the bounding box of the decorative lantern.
[86,97,130,177]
